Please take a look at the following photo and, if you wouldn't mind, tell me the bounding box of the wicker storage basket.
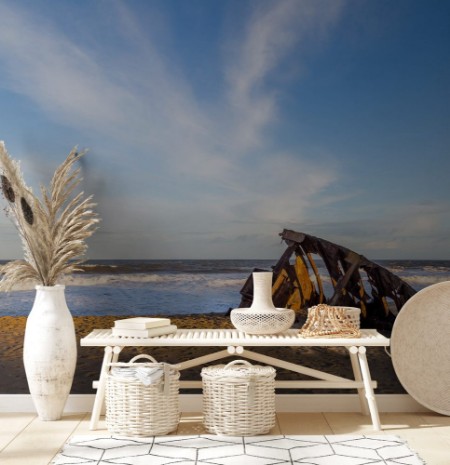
[201,360,276,436]
[300,305,361,338]
[106,354,180,436]
[307,305,360,329]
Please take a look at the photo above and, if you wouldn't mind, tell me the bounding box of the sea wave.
[5,273,248,291]
[402,275,450,287]
[1,259,449,316]
[4,267,449,293]
[75,259,276,275]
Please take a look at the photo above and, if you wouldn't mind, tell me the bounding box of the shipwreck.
[238,229,417,330]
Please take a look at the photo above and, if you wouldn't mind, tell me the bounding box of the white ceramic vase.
[230,271,295,334]
[23,285,77,420]
[250,272,277,310]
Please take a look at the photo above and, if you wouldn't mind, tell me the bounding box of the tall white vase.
[23,285,77,420]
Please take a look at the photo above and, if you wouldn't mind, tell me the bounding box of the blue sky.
[0,0,449,260]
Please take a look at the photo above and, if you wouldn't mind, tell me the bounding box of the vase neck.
[35,284,65,291]
[251,272,276,310]
[30,285,70,317]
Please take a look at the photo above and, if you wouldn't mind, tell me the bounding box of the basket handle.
[223,360,257,406]
[223,359,253,369]
[128,354,158,364]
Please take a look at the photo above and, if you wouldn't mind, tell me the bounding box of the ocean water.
[1,259,449,317]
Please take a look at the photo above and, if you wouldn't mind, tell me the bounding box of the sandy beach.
[0,315,404,395]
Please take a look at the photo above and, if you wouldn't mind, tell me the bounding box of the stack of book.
[112,317,177,338]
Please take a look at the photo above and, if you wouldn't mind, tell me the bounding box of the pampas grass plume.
[0,141,99,291]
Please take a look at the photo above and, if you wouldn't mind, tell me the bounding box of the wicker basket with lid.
[201,360,276,436]
[105,354,180,436]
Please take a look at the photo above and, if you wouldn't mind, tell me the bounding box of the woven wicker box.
[201,360,276,436]
[105,354,180,437]
[301,305,361,338]
[307,305,361,329]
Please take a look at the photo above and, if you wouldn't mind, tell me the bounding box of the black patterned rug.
[52,434,425,464]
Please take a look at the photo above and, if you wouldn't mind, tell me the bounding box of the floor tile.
[0,413,84,465]
[176,412,208,435]
[0,413,35,451]
[277,412,332,435]
[324,412,383,435]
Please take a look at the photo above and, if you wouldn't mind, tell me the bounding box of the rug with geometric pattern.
[51,434,425,464]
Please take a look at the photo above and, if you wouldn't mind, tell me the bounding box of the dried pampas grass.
[0,141,99,291]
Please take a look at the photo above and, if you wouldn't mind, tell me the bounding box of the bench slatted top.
[81,328,389,347]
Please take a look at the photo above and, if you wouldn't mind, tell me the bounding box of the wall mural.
[0,1,449,407]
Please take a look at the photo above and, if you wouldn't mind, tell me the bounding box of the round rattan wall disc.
[391,281,450,415]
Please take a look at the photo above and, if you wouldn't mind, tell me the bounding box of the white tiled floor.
[0,411,449,465]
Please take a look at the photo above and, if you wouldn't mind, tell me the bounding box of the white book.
[112,324,177,338]
[114,317,171,330]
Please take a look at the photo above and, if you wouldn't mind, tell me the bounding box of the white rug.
[52,435,425,465]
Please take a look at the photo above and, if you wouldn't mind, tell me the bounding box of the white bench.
[81,328,390,431]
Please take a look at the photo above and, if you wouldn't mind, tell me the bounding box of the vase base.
[31,394,68,421]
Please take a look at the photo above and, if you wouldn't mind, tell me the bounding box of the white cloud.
[0,5,130,131]
[225,0,346,152]
[0,1,347,257]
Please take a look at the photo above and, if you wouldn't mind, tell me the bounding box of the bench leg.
[89,345,121,430]
[349,346,370,415]
[357,346,382,431]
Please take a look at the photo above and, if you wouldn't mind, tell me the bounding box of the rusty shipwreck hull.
[239,229,417,330]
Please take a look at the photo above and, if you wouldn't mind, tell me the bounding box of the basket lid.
[201,360,275,379]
